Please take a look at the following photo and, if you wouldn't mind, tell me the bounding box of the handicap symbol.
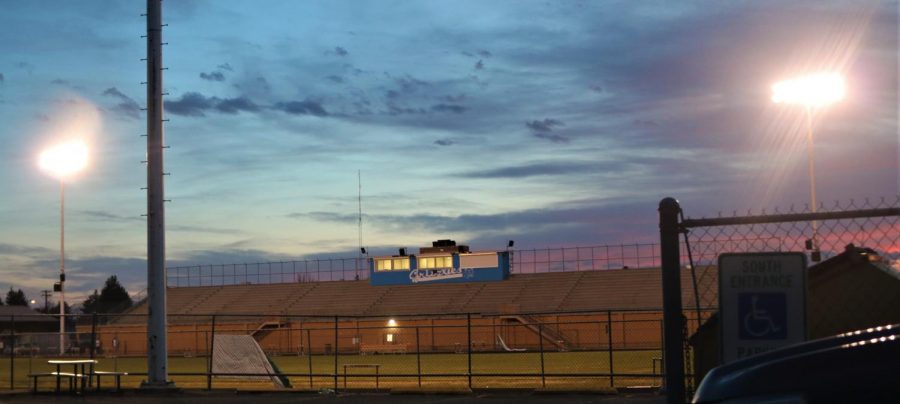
[738,293,787,340]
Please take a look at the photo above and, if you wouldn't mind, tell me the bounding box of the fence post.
[333,316,338,391]
[307,328,313,388]
[208,315,216,391]
[90,313,97,360]
[10,315,14,390]
[607,310,614,388]
[659,197,686,403]
[416,326,422,388]
[467,313,472,389]
[538,322,545,388]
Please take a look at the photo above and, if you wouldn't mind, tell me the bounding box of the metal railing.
[1,308,714,392]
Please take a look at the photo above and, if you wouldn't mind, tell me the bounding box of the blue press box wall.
[369,251,510,286]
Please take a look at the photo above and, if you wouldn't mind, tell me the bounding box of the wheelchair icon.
[742,295,781,337]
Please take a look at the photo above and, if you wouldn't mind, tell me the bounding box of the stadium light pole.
[772,72,845,259]
[39,139,89,355]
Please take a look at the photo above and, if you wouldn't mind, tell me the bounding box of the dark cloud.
[392,74,428,93]
[200,71,226,82]
[474,60,484,70]
[440,94,466,102]
[430,104,466,114]
[0,73,4,83]
[334,46,348,56]
[273,100,328,117]
[589,84,603,93]
[461,51,474,57]
[290,197,656,247]
[81,210,140,223]
[325,75,345,84]
[217,63,233,71]
[533,132,570,143]
[434,139,454,146]
[215,96,260,114]
[477,49,492,58]
[166,92,260,116]
[165,92,215,117]
[464,161,598,179]
[101,87,141,119]
[51,78,68,85]
[387,105,427,115]
[526,118,565,132]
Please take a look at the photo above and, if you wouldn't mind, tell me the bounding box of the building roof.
[0,305,56,322]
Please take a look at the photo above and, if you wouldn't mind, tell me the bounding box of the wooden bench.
[359,343,407,354]
[93,371,128,391]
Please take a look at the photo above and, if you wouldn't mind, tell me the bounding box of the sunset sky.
[0,1,896,302]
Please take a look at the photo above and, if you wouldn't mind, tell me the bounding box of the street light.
[39,139,89,355]
[772,73,845,260]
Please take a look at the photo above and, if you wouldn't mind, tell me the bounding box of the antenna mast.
[357,169,363,280]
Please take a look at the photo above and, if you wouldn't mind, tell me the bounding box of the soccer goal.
[212,334,290,388]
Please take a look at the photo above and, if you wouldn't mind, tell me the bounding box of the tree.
[81,276,132,314]
[5,287,27,306]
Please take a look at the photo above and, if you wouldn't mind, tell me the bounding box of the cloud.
[430,104,466,114]
[463,161,600,179]
[474,60,484,70]
[477,49,492,58]
[434,139,454,146]
[533,132,570,143]
[51,78,69,85]
[81,210,141,223]
[0,73,3,83]
[217,63,233,71]
[334,46,348,56]
[633,119,659,127]
[165,92,259,116]
[15,61,34,74]
[101,87,141,119]
[526,118,565,132]
[325,75,345,84]
[165,92,214,116]
[215,96,260,114]
[273,100,329,117]
[200,71,226,82]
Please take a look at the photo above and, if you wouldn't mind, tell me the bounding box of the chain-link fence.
[167,243,665,287]
[0,309,701,392]
[658,196,900,402]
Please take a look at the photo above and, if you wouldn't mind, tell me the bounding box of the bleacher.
[116,267,717,323]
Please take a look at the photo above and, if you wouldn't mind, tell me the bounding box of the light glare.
[771,73,845,107]
[39,140,89,179]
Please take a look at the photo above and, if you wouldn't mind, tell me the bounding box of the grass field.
[0,350,663,391]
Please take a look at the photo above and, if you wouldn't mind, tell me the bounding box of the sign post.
[719,252,807,363]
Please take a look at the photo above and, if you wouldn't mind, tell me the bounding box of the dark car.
[693,324,900,403]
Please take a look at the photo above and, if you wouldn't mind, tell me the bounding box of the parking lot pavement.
[0,391,666,404]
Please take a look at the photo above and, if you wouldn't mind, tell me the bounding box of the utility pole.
[41,290,52,313]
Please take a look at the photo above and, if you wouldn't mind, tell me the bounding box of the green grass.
[0,350,662,391]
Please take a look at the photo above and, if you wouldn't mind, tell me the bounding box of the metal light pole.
[39,140,88,356]
[772,72,845,260]
[59,180,66,355]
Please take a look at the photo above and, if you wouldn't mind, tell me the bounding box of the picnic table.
[29,359,128,393]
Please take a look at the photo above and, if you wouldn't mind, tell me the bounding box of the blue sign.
[738,293,787,340]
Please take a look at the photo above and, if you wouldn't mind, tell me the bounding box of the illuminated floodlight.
[39,140,89,179]
[387,319,397,327]
[771,73,846,108]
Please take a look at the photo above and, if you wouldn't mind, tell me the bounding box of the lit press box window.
[420,257,433,269]
[438,256,452,268]
[376,259,392,271]
[392,258,409,270]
